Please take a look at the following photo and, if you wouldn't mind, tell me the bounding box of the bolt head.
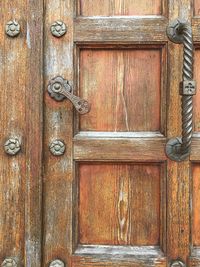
[50,21,67,37]
[6,20,20,37]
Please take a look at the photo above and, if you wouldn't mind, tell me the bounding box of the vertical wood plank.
[0,1,27,265]
[43,0,74,265]
[167,0,192,263]
[192,164,200,246]
[0,1,43,266]
[24,0,43,266]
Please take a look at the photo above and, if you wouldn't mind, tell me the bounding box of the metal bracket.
[48,76,90,114]
[166,137,190,162]
[166,18,186,44]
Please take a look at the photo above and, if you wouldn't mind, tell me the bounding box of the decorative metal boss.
[49,140,66,156]
[4,138,21,156]
[1,258,17,267]
[5,20,20,37]
[50,21,67,37]
[49,259,65,267]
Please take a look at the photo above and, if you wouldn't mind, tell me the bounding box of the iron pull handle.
[166,19,196,161]
[48,76,90,114]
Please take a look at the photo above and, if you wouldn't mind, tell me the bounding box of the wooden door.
[1,0,200,266]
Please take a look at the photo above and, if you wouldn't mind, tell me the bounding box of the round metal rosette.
[1,258,17,267]
[5,20,20,37]
[50,21,67,37]
[166,18,187,44]
[170,260,185,267]
[47,76,72,101]
[49,259,65,267]
[4,138,21,156]
[49,139,66,156]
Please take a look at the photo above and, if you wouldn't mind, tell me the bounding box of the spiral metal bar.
[166,19,196,162]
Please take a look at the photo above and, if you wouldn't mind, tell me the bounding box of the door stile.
[167,0,192,264]
[43,0,74,266]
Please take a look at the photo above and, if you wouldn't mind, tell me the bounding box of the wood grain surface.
[78,0,162,16]
[79,163,161,246]
[1,0,200,266]
[79,48,161,132]
[0,1,43,266]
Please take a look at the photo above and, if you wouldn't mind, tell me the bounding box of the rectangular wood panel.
[79,48,162,132]
[79,163,161,246]
[78,0,162,16]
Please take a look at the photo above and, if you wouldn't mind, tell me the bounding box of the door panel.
[78,0,163,16]
[1,0,200,267]
[79,163,161,246]
[79,48,162,132]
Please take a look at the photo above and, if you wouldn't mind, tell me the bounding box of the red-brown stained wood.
[78,0,162,16]
[194,49,200,131]
[194,0,200,16]
[79,163,161,246]
[80,49,161,132]
[192,164,200,246]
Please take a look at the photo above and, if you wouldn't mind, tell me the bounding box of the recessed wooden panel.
[79,49,161,132]
[78,0,162,16]
[194,49,200,131]
[192,164,200,246]
[79,163,161,246]
[194,1,200,16]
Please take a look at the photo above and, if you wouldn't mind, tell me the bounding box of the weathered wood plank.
[43,0,74,265]
[72,245,166,267]
[74,133,166,161]
[0,1,43,266]
[24,1,43,266]
[74,17,168,43]
[166,0,191,263]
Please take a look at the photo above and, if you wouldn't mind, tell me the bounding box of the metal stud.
[49,259,65,267]
[170,260,186,267]
[49,140,66,156]
[1,258,17,267]
[5,20,20,37]
[4,138,21,156]
[50,21,67,37]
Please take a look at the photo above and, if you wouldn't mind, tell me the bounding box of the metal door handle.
[48,76,90,114]
[166,18,196,161]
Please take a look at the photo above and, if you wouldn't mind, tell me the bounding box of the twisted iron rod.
[179,22,193,156]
